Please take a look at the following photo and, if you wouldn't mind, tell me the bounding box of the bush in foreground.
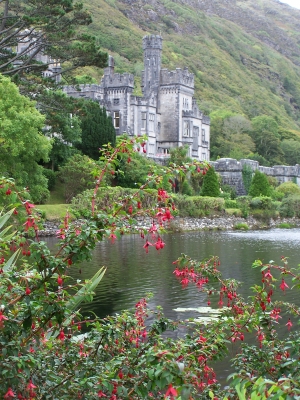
[0,137,300,399]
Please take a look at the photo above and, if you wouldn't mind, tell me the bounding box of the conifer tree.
[76,100,116,160]
[248,170,271,197]
[201,166,220,197]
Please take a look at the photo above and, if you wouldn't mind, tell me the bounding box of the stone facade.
[63,35,210,161]
[212,158,300,195]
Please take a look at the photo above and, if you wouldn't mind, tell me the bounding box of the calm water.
[45,228,300,320]
[45,228,300,381]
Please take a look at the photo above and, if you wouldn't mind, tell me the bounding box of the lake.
[45,228,300,320]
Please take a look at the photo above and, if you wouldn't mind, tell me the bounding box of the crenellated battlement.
[100,72,134,88]
[143,34,163,50]
[160,67,194,88]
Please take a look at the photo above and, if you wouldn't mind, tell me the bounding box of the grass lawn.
[37,180,75,220]
[36,204,74,221]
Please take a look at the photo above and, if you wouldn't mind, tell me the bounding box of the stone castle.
[64,35,210,161]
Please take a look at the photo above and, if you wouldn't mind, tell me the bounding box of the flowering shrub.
[0,136,300,399]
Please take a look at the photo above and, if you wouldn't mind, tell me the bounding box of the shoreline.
[38,216,300,236]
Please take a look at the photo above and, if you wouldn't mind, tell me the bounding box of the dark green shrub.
[201,166,220,197]
[221,184,237,199]
[251,209,278,221]
[42,168,56,191]
[250,196,275,210]
[225,199,238,208]
[242,164,253,194]
[172,195,225,217]
[279,195,300,218]
[271,190,285,201]
[249,170,271,197]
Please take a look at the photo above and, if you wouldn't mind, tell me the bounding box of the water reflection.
[45,228,300,319]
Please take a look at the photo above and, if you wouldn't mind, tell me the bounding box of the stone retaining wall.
[211,158,300,196]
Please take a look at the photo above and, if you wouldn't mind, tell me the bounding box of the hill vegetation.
[74,0,300,163]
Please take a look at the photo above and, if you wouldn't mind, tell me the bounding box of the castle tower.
[141,35,163,97]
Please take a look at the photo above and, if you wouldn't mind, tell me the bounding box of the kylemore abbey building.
[64,35,210,161]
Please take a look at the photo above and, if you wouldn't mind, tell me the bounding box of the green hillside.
[78,0,300,135]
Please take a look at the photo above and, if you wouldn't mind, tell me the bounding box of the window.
[113,98,120,105]
[114,111,120,128]
[202,129,205,142]
[141,112,147,129]
[183,121,190,137]
[202,153,206,161]
[149,113,155,131]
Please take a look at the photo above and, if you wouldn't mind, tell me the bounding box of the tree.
[0,0,107,81]
[39,90,82,170]
[251,116,284,164]
[281,139,300,165]
[248,170,271,197]
[76,100,116,160]
[210,113,254,160]
[57,154,98,203]
[0,74,51,202]
[201,166,220,197]
[169,145,193,193]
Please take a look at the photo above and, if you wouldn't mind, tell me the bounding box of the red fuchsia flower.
[98,391,107,398]
[143,240,153,253]
[4,388,15,399]
[109,233,117,244]
[162,208,172,221]
[286,318,293,331]
[264,268,273,280]
[280,278,289,292]
[0,311,8,322]
[157,188,169,201]
[25,287,31,295]
[26,380,37,391]
[24,201,35,214]
[58,330,65,341]
[137,201,141,209]
[57,276,63,286]
[257,329,265,348]
[198,335,207,343]
[164,384,178,399]
[127,157,131,163]
[24,218,35,231]
[56,228,65,239]
[181,277,189,286]
[128,205,133,215]
[270,308,282,322]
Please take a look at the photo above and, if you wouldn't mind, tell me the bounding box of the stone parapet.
[212,158,300,195]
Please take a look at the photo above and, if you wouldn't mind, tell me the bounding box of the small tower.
[141,35,163,96]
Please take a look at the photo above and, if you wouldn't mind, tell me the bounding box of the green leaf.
[3,248,21,272]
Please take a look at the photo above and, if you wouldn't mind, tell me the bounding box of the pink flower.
[164,384,178,399]
[279,278,289,292]
[4,388,15,399]
[286,318,293,331]
[26,380,37,391]
[98,391,107,398]
[109,233,117,244]
[264,269,273,280]
[143,241,153,253]
[0,311,8,322]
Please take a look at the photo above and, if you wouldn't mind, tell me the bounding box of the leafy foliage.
[0,75,51,203]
